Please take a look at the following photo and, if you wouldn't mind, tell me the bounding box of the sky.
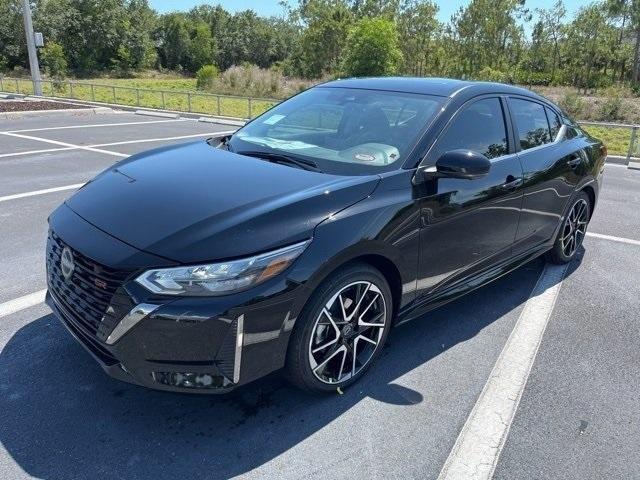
[149,0,584,24]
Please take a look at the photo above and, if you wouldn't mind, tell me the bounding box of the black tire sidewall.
[286,264,393,393]
[549,191,591,264]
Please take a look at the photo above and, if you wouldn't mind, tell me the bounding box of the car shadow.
[0,254,582,479]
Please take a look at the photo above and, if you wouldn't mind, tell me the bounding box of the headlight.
[135,240,310,296]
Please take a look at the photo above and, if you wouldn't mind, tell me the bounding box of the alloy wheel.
[560,198,588,258]
[308,281,387,384]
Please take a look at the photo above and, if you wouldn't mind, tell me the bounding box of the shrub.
[514,70,551,86]
[40,41,68,79]
[558,91,586,119]
[196,64,219,90]
[631,82,640,97]
[597,86,624,121]
[475,67,508,83]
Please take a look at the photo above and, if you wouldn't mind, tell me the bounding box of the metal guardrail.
[1,77,639,159]
[578,121,639,161]
[0,76,280,119]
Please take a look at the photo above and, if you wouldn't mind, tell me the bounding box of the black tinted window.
[510,98,551,150]
[545,107,562,141]
[431,98,508,160]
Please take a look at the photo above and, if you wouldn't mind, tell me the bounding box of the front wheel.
[285,264,393,393]
[547,191,590,264]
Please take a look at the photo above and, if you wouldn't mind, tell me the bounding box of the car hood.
[66,141,380,264]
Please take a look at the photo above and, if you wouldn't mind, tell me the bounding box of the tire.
[285,263,393,393]
[547,191,591,264]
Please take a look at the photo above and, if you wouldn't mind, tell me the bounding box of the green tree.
[397,0,442,76]
[188,22,216,71]
[40,41,68,78]
[449,0,528,78]
[563,4,615,91]
[537,0,566,84]
[0,0,25,72]
[341,17,402,76]
[290,0,354,78]
[155,13,192,70]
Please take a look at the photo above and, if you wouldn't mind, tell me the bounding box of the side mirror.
[435,149,491,179]
[209,134,232,148]
[415,149,491,183]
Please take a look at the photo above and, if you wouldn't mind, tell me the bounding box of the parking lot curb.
[628,161,640,170]
[198,116,246,127]
[134,109,180,119]
[0,106,113,119]
[0,93,27,100]
[605,155,629,165]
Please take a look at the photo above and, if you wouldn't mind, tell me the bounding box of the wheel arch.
[580,184,596,219]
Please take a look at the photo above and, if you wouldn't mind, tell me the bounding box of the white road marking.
[0,183,85,203]
[0,130,237,159]
[0,131,128,158]
[586,231,640,246]
[4,118,188,133]
[438,262,568,480]
[0,146,74,158]
[0,289,48,319]
[605,163,627,168]
[91,130,236,147]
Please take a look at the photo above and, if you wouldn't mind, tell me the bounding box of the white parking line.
[0,289,48,319]
[586,231,640,246]
[91,130,236,147]
[0,130,237,159]
[438,263,568,480]
[0,183,85,203]
[0,146,74,158]
[4,118,188,133]
[0,132,128,158]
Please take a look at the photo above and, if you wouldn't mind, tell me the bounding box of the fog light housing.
[152,371,227,389]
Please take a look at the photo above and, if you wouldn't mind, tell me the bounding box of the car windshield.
[228,87,445,175]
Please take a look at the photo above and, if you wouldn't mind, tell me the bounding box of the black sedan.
[45,77,606,394]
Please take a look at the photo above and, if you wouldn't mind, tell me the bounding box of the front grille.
[46,230,133,341]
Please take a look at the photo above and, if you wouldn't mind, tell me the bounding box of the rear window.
[510,98,552,150]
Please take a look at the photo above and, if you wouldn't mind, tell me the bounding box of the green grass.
[0,77,278,119]
[582,125,636,156]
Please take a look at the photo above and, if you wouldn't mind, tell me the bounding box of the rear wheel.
[286,264,393,393]
[547,191,590,264]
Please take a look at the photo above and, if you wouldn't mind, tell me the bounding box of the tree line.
[1,0,639,90]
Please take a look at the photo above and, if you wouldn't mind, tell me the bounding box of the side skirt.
[395,243,552,327]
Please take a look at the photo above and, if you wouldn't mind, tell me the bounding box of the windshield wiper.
[237,150,322,172]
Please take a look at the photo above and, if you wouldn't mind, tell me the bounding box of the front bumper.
[46,205,304,394]
[46,290,249,393]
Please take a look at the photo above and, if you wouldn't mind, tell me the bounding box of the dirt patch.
[0,100,90,112]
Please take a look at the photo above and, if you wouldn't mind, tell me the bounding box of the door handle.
[499,176,523,191]
[566,154,582,168]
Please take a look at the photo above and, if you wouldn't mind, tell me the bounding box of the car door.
[413,96,524,297]
[508,97,585,254]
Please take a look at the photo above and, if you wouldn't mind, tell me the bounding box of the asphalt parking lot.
[0,109,638,480]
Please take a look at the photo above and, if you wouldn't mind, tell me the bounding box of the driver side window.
[428,98,508,163]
